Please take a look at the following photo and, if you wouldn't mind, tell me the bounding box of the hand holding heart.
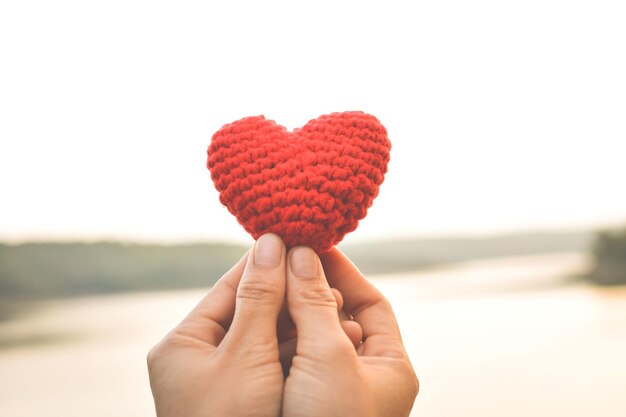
[147,234,418,417]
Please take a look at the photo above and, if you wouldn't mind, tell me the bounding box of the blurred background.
[1,1,625,416]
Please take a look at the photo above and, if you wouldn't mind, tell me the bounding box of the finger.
[341,320,363,349]
[278,286,349,356]
[320,247,405,358]
[174,250,249,346]
[278,288,343,343]
[223,233,286,348]
[279,315,362,375]
[286,246,352,356]
[331,288,344,312]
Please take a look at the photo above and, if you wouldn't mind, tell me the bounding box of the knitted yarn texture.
[207,111,391,253]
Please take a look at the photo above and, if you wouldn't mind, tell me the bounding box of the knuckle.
[146,334,182,370]
[237,277,280,302]
[413,372,420,397]
[404,362,420,398]
[399,359,420,398]
[147,329,209,375]
[146,342,165,371]
[146,347,156,369]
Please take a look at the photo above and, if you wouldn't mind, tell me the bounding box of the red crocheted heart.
[206,111,391,253]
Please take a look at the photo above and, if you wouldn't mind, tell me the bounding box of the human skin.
[147,233,418,417]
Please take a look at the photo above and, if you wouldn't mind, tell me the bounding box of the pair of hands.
[147,234,418,417]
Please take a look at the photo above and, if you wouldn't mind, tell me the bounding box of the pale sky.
[1,0,625,245]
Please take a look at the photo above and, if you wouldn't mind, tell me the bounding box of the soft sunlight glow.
[1,0,625,243]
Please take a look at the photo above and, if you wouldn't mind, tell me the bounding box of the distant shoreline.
[0,230,594,304]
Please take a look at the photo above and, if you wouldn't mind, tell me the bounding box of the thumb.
[223,233,286,348]
[286,246,353,356]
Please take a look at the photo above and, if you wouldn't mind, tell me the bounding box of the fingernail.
[254,234,283,268]
[290,247,318,278]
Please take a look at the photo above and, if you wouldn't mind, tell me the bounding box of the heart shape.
[206,111,391,253]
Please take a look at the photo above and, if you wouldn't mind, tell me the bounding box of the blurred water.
[1,252,625,417]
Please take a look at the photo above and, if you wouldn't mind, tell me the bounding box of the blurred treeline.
[0,242,246,299]
[588,227,626,285]
[0,231,593,300]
